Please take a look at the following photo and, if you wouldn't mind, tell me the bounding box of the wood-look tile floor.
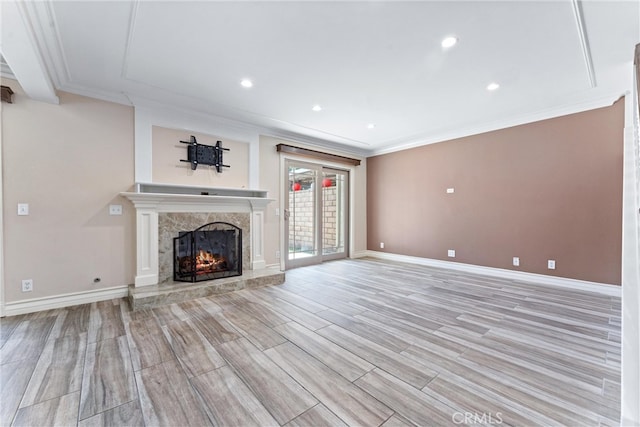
[0,258,621,426]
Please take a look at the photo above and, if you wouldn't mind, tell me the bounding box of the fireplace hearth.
[174,222,242,282]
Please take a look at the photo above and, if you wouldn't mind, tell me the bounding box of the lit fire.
[196,250,224,271]
[179,250,228,275]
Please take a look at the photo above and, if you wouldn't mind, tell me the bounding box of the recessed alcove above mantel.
[121,182,275,288]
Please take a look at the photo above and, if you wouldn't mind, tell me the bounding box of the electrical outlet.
[548,260,556,270]
[21,279,33,292]
[109,205,123,215]
[380,242,385,249]
[446,188,455,194]
[275,250,280,259]
[448,249,456,258]
[513,257,520,266]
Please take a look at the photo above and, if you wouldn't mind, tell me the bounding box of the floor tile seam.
[18,331,88,412]
[315,323,439,388]
[509,308,622,332]
[431,331,608,398]
[279,352,398,426]
[439,364,601,426]
[72,334,91,415]
[264,339,388,425]
[77,396,138,424]
[513,305,622,327]
[3,359,40,427]
[425,370,573,427]
[212,338,317,426]
[480,319,621,352]
[349,299,455,329]
[499,314,617,342]
[502,315,618,347]
[454,356,619,421]
[519,297,622,318]
[135,353,217,426]
[77,335,131,422]
[128,319,183,374]
[457,340,612,395]
[182,311,244,347]
[481,329,619,371]
[353,370,443,425]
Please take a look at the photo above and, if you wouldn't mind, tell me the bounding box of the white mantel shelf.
[120,183,274,287]
[121,182,274,212]
[120,191,274,212]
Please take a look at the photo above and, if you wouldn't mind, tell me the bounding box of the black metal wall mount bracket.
[180,135,230,172]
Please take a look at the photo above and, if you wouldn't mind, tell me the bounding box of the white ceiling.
[1,1,638,155]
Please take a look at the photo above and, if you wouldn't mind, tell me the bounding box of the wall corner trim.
[365,251,620,297]
[2,286,129,317]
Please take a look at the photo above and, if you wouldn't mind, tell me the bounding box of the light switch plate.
[18,203,29,216]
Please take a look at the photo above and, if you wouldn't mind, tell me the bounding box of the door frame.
[279,152,357,271]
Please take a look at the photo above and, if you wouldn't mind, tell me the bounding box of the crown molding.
[58,82,133,106]
[571,0,596,88]
[120,0,139,80]
[370,91,625,156]
[1,0,58,104]
[20,0,70,89]
[0,56,15,80]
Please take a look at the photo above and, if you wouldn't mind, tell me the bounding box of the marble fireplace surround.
[158,212,250,284]
[122,183,274,287]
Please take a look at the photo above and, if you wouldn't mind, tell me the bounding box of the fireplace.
[122,184,273,287]
[174,222,242,282]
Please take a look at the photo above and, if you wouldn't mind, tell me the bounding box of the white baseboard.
[351,250,369,259]
[2,286,130,317]
[252,260,267,270]
[265,263,283,270]
[365,251,620,297]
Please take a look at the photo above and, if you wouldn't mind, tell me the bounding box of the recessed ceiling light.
[367,123,376,129]
[487,82,500,91]
[312,105,322,112]
[441,36,458,49]
[240,79,253,88]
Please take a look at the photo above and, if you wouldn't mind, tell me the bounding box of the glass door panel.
[286,162,321,268]
[322,168,348,260]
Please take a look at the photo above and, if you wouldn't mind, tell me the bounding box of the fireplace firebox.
[173,222,242,282]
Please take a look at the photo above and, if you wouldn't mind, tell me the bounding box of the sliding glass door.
[285,160,349,269]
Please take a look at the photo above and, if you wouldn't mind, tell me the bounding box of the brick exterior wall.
[289,186,338,253]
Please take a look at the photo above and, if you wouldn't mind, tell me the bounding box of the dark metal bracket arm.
[180,135,230,172]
